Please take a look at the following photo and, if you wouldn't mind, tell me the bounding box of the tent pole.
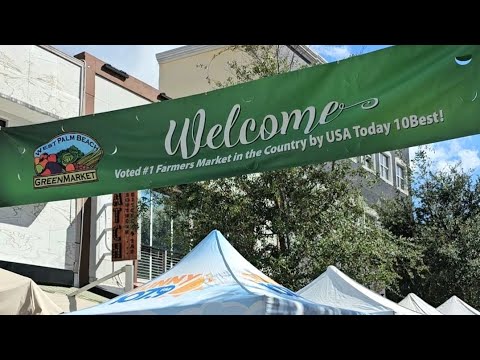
[170,203,173,269]
[149,189,153,280]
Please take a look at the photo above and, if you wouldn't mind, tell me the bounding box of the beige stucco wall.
[159,45,309,99]
[159,46,244,98]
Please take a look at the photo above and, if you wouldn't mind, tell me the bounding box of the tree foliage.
[377,150,480,307]
[138,190,191,254]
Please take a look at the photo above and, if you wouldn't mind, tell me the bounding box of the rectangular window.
[361,154,375,172]
[379,153,392,181]
[0,119,6,129]
[396,163,407,191]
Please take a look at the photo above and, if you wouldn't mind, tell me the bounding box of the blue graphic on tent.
[110,273,212,304]
[241,271,301,298]
[260,283,300,298]
[112,285,175,304]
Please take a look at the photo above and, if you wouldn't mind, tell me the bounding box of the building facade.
[0,45,84,286]
[352,151,410,206]
[0,45,163,294]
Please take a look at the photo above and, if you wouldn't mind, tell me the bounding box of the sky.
[54,44,480,178]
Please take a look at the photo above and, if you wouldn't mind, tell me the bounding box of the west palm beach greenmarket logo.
[33,133,103,189]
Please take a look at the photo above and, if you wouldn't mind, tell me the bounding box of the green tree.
[138,190,191,254]
[377,149,480,307]
[157,45,423,292]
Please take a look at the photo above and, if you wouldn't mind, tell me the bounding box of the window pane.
[379,154,390,180]
[396,164,406,190]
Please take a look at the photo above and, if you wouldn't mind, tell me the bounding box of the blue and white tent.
[69,230,363,315]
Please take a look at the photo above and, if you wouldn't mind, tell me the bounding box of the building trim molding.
[287,45,326,64]
[40,45,85,67]
[75,52,161,104]
[0,92,61,120]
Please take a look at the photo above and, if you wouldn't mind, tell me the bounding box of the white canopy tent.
[437,296,480,315]
[68,230,364,315]
[0,268,63,315]
[297,265,419,315]
[398,293,443,315]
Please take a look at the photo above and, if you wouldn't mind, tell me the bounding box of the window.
[379,152,392,182]
[396,162,408,193]
[0,119,6,129]
[396,164,406,190]
[361,154,375,172]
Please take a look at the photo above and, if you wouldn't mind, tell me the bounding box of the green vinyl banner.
[1,45,480,207]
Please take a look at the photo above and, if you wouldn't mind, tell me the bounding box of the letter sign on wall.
[112,192,138,262]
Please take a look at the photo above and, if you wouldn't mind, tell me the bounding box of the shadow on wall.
[0,201,78,287]
[64,210,79,272]
[92,198,112,273]
[0,203,47,227]
[89,197,132,292]
[0,200,80,274]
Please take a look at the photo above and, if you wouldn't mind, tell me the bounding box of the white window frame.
[360,154,376,174]
[395,158,409,195]
[378,152,393,185]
